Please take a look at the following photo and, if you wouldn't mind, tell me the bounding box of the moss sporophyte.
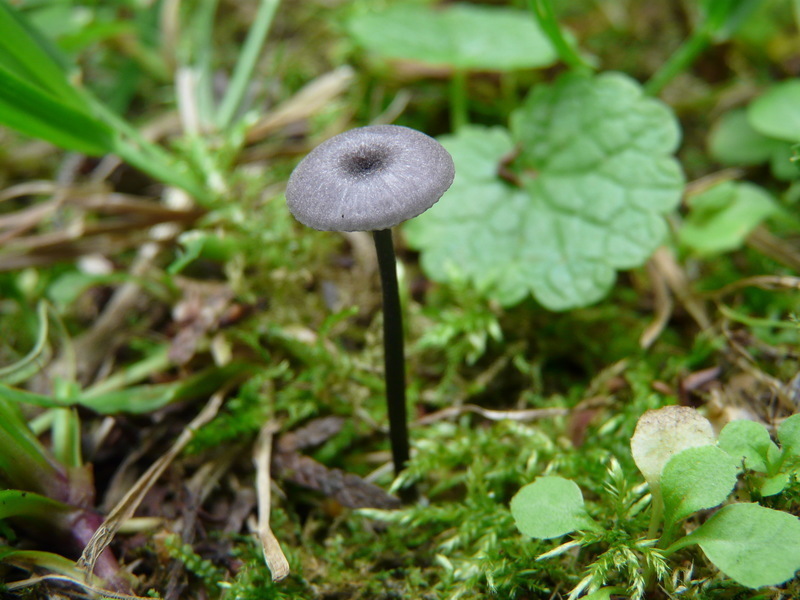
[286,125,455,496]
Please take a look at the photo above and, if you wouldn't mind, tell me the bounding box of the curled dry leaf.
[631,405,715,490]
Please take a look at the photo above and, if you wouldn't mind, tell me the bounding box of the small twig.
[746,226,800,273]
[415,404,568,426]
[709,275,800,298]
[650,246,710,330]
[640,255,674,349]
[719,318,796,413]
[254,423,290,582]
[245,66,355,143]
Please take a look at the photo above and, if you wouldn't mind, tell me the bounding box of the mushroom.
[286,124,455,483]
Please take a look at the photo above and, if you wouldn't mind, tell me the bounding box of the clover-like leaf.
[405,72,684,310]
[668,503,800,589]
[661,445,738,526]
[510,476,598,540]
[348,4,557,71]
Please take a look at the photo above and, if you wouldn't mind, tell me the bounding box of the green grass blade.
[216,0,280,129]
[0,301,51,385]
[0,64,115,155]
[0,0,83,108]
[52,408,82,468]
[0,400,63,495]
[0,382,68,410]
[79,362,251,414]
[0,489,74,521]
[182,0,221,129]
[0,546,91,581]
[0,364,251,415]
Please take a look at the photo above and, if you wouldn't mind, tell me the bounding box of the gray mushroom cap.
[286,124,455,232]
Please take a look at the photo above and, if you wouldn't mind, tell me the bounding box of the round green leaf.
[348,4,557,71]
[630,406,716,490]
[661,446,738,525]
[510,476,594,540]
[769,141,800,181]
[718,419,775,473]
[708,108,782,166]
[778,413,800,457]
[748,80,800,143]
[679,181,777,256]
[673,503,800,588]
[760,472,789,497]
[406,72,684,310]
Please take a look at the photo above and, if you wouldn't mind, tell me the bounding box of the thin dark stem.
[372,229,411,480]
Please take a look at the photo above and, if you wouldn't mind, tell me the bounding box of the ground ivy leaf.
[661,446,738,526]
[668,503,800,589]
[347,4,557,71]
[404,126,536,307]
[406,73,684,310]
[510,476,597,540]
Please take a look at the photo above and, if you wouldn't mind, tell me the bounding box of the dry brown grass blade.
[170,279,236,365]
[59,241,162,385]
[640,253,674,349]
[246,66,355,143]
[720,318,798,415]
[710,275,800,298]
[40,189,199,385]
[683,168,744,197]
[650,246,711,330]
[78,389,227,580]
[747,226,800,272]
[254,422,290,582]
[415,404,568,426]
[0,189,204,271]
[0,180,58,202]
[0,200,62,244]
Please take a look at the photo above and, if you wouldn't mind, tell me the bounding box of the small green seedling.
[709,79,800,182]
[679,181,779,257]
[510,406,800,598]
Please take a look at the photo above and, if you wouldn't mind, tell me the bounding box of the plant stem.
[372,229,411,483]
[647,490,664,540]
[216,0,281,129]
[527,0,592,73]
[644,28,711,96]
[449,69,468,131]
[642,490,665,592]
